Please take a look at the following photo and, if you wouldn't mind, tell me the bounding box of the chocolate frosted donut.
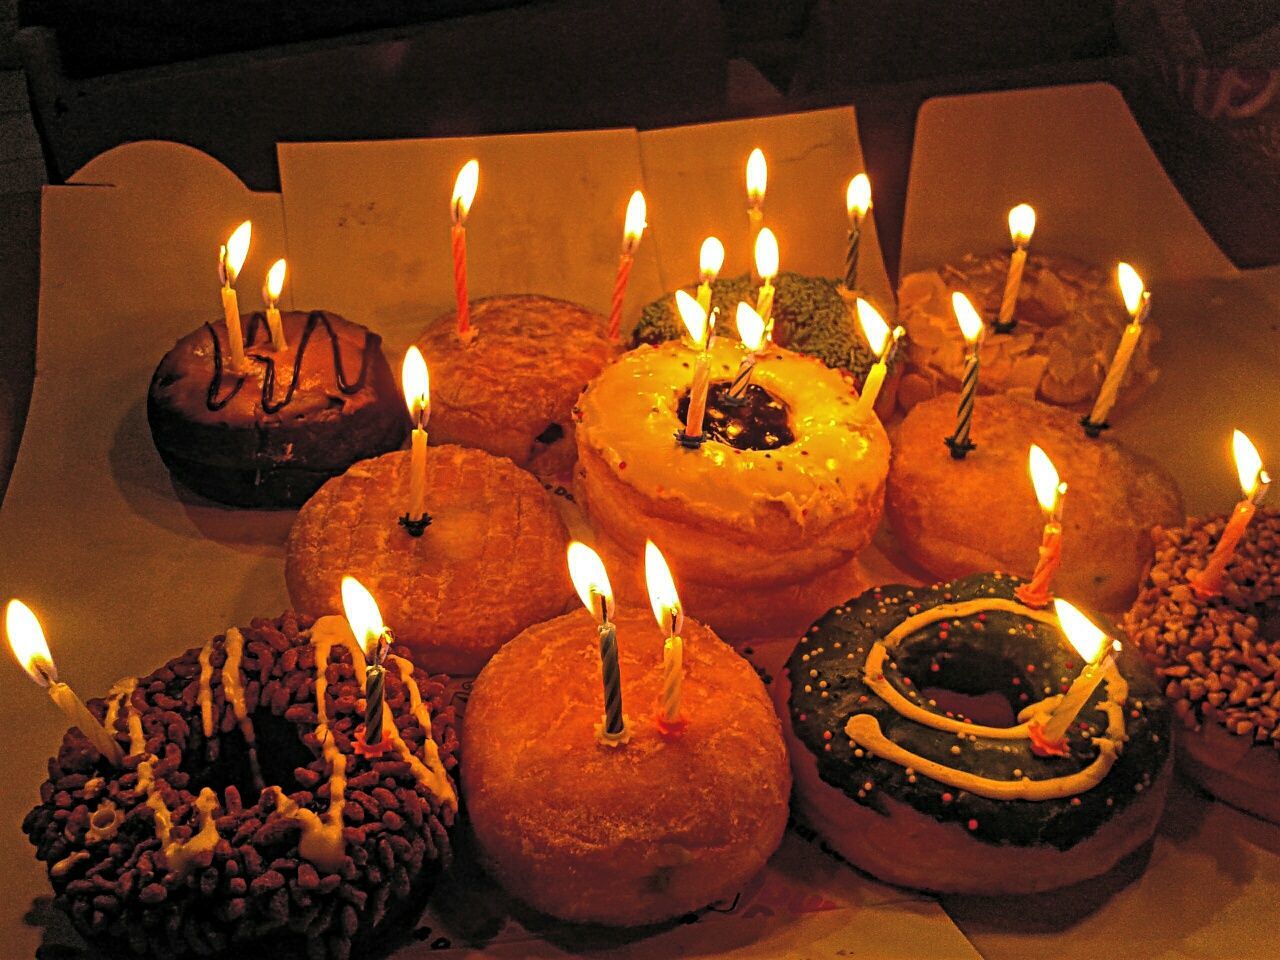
[780,573,1172,894]
[148,310,408,508]
[1125,509,1280,823]
[897,252,1158,412]
[23,613,457,960]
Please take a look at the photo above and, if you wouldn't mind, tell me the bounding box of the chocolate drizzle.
[676,382,795,450]
[206,311,377,413]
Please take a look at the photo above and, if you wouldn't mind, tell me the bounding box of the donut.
[1125,509,1280,822]
[779,573,1172,895]
[285,446,573,676]
[896,252,1158,412]
[22,612,458,960]
[886,392,1183,612]
[462,606,790,926]
[633,271,899,410]
[415,295,619,481]
[148,310,408,508]
[575,338,889,641]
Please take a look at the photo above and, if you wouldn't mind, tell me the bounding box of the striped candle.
[567,542,629,745]
[450,160,479,340]
[945,292,985,459]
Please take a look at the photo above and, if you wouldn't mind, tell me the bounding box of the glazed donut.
[886,392,1183,613]
[148,310,408,507]
[896,252,1158,412]
[779,573,1172,895]
[575,338,889,640]
[22,612,458,960]
[634,271,899,411]
[462,607,790,926]
[1125,509,1280,822]
[285,446,573,676]
[416,295,619,481]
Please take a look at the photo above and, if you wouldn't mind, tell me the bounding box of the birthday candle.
[996,204,1035,333]
[844,174,871,292]
[645,540,686,729]
[262,258,288,351]
[854,298,901,420]
[1085,263,1150,432]
[218,220,252,372]
[1016,444,1068,608]
[727,302,766,400]
[1035,599,1118,747]
[746,148,767,280]
[401,346,431,532]
[1193,430,1271,598]
[945,292,985,459]
[754,228,779,329]
[450,160,479,340]
[675,291,713,444]
[567,543,627,744]
[607,191,647,340]
[696,236,725,317]
[341,577,391,746]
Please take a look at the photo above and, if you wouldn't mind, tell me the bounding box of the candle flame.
[451,160,479,224]
[264,258,287,304]
[699,236,725,281]
[644,540,684,637]
[746,148,767,206]
[675,289,709,346]
[623,190,647,251]
[1008,204,1036,245]
[401,346,430,424]
[1116,262,1146,318]
[1232,429,1267,499]
[736,301,766,352]
[1028,444,1065,515]
[5,599,56,687]
[567,541,614,622]
[846,173,872,220]
[222,220,252,285]
[856,298,890,358]
[340,576,386,658]
[1053,598,1112,664]
[951,292,984,345]
[754,227,779,282]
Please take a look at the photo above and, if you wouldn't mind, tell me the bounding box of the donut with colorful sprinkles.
[778,572,1172,894]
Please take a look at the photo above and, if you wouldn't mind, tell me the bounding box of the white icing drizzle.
[386,656,456,809]
[197,642,215,738]
[50,850,90,879]
[221,628,263,790]
[847,595,1129,801]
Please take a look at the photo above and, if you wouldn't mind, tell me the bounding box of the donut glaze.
[786,573,1170,850]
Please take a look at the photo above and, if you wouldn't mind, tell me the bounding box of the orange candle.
[995,203,1035,333]
[608,191,647,340]
[450,160,479,341]
[1193,430,1270,598]
[645,540,686,734]
[1016,444,1068,608]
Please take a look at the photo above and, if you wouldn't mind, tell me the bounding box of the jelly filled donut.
[575,338,889,640]
[286,446,573,676]
[463,606,790,926]
[22,612,458,960]
[1126,509,1280,823]
[779,573,1172,895]
[886,392,1183,613]
[148,310,408,508]
[896,252,1157,412]
[415,295,618,481]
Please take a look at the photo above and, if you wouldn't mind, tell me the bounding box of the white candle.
[675,291,713,442]
[1087,262,1150,429]
[645,540,686,729]
[754,227,779,330]
[218,220,252,372]
[1038,599,1117,744]
[401,347,431,527]
[6,600,124,765]
[854,298,901,419]
[696,236,725,317]
[996,204,1035,332]
[262,258,288,351]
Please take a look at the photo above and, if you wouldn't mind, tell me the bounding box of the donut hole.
[182,708,314,799]
[897,643,1026,728]
[534,422,565,446]
[676,382,794,450]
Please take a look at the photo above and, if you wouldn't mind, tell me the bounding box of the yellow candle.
[262,258,288,351]
[218,220,252,372]
[746,148,766,281]
[854,298,901,420]
[696,236,725,317]
[401,347,431,530]
[754,227,779,330]
[6,600,124,765]
[1087,263,1150,429]
[996,204,1035,332]
[675,291,712,443]
[645,540,686,730]
[1037,599,1116,744]
[1193,430,1270,598]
